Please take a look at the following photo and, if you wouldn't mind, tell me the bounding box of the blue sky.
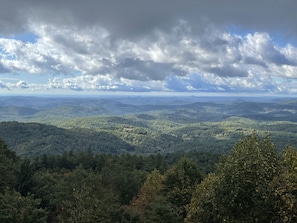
[0,0,297,96]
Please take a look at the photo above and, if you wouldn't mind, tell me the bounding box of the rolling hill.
[1,96,297,156]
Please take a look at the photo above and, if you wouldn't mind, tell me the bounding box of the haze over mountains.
[1,95,296,121]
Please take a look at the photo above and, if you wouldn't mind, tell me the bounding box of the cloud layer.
[0,0,297,94]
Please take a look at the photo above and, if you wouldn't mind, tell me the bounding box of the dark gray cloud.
[1,0,296,40]
[206,64,249,77]
[114,58,182,81]
[244,56,267,68]
[266,50,292,66]
[0,0,28,35]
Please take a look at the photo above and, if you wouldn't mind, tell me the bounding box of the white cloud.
[48,75,118,91]
[0,16,297,94]
[16,80,29,88]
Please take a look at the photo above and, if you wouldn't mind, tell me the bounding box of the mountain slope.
[0,121,134,157]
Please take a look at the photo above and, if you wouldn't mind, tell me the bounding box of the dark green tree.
[162,157,203,220]
[0,189,48,223]
[0,139,18,192]
[55,167,120,223]
[16,158,36,196]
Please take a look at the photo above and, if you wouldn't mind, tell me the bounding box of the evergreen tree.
[0,139,18,192]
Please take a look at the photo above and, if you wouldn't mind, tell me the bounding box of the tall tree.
[0,139,18,192]
[215,133,280,222]
[162,157,203,220]
[16,158,36,196]
[128,169,164,222]
[185,174,220,223]
[271,146,297,222]
[186,133,281,223]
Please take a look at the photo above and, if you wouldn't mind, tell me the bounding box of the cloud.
[1,0,296,39]
[242,33,292,66]
[0,0,297,94]
[1,22,297,93]
[16,80,29,89]
[113,58,182,81]
[0,61,9,73]
[206,64,248,78]
[48,75,120,91]
[0,81,10,90]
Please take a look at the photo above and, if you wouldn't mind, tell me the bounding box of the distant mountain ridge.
[1,96,297,122]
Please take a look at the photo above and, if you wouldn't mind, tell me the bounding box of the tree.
[127,168,181,223]
[0,139,18,192]
[186,133,281,223]
[162,157,203,220]
[16,158,36,196]
[215,133,280,222]
[271,146,297,222]
[127,169,164,222]
[185,174,220,223]
[127,158,203,223]
[0,189,47,223]
[56,167,120,223]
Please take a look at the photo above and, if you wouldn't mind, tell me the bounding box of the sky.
[0,0,297,96]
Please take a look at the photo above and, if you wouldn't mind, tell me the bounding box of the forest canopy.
[1,133,297,222]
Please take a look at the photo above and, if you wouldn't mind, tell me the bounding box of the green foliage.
[128,170,164,222]
[3,127,297,223]
[215,133,280,222]
[127,158,203,223]
[16,158,36,196]
[0,139,18,192]
[185,174,220,223]
[283,146,297,171]
[162,157,203,220]
[187,133,281,223]
[56,167,120,223]
[270,146,297,222]
[29,150,174,222]
[0,122,135,157]
[3,98,297,157]
[0,189,47,223]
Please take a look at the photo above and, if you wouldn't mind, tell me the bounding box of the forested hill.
[0,121,134,157]
[1,96,297,122]
[1,96,297,156]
